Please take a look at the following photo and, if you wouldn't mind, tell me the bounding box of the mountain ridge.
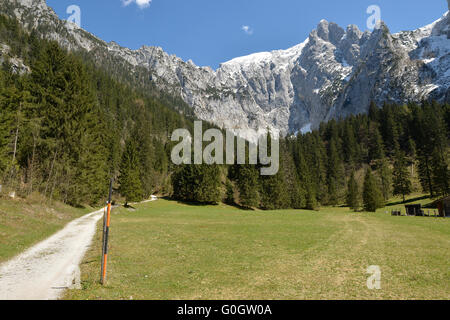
[2,0,449,136]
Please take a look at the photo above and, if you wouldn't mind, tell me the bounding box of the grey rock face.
[2,0,450,136]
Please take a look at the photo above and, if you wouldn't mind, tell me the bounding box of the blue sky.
[46,0,448,69]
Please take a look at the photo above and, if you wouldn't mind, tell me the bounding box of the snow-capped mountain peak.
[1,0,449,136]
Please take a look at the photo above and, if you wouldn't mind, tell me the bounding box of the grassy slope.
[64,198,449,300]
[0,194,92,263]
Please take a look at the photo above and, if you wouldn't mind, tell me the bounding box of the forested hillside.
[1,15,449,211]
[0,15,191,206]
[172,100,450,211]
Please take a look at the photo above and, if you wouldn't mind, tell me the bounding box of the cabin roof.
[432,195,450,205]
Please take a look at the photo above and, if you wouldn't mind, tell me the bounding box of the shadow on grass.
[162,196,256,211]
[162,196,218,207]
[225,202,256,211]
[385,195,431,207]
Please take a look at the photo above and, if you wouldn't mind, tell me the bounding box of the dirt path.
[0,197,158,300]
[0,207,105,300]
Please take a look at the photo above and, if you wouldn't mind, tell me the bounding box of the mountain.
[1,0,449,136]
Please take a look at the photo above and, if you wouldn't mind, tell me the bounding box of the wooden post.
[101,179,113,285]
[100,203,107,281]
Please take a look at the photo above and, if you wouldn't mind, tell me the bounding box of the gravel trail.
[0,208,105,300]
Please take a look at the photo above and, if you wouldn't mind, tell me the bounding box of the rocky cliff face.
[2,0,449,136]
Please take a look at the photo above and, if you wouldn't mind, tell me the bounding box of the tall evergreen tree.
[0,77,16,178]
[381,105,400,155]
[119,141,143,205]
[368,124,385,164]
[343,122,357,166]
[363,168,384,212]
[172,164,222,204]
[235,165,260,208]
[378,158,392,201]
[346,172,360,211]
[392,150,412,203]
[368,101,379,123]
[327,137,344,205]
[260,171,288,210]
[418,154,434,197]
[431,148,449,196]
[306,133,326,206]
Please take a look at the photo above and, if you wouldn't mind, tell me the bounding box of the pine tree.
[225,180,236,205]
[327,137,344,205]
[343,122,357,166]
[415,101,448,197]
[0,76,15,178]
[368,101,379,123]
[392,150,412,203]
[431,148,449,196]
[363,168,384,212]
[305,189,318,210]
[381,106,400,155]
[282,142,306,209]
[293,136,316,208]
[260,171,288,210]
[196,165,222,203]
[368,124,385,164]
[235,165,260,208]
[172,164,222,204]
[119,141,143,205]
[378,158,392,201]
[444,103,450,137]
[418,154,434,197]
[310,133,327,204]
[346,172,360,211]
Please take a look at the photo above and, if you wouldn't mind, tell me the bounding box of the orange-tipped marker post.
[101,179,113,285]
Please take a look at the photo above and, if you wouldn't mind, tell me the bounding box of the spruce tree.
[381,105,400,155]
[327,137,344,205]
[282,142,306,209]
[378,158,392,201]
[343,122,357,166]
[0,77,15,178]
[225,180,236,205]
[236,165,260,208]
[363,168,384,212]
[260,171,288,210]
[368,124,385,164]
[172,164,222,204]
[310,133,327,204]
[418,154,434,197]
[196,165,222,203]
[346,172,360,211]
[392,150,412,203]
[368,101,379,123]
[293,136,316,208]
[431,148,449,196]
[119,141,143,205]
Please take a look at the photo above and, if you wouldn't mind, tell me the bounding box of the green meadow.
[64,199,449,300]
[0,194,91,263]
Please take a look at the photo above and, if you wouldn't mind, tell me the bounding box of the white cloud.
[122,0,152,9]
[241,25,253,35]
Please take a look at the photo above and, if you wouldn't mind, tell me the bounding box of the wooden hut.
[405,204,424,216]
[433,196,450,217]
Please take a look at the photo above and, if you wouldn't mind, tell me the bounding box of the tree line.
[1,15,449,210]
[171,100,449,211]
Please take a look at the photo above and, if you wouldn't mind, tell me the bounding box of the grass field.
[0,194,91,263]
[64,198,449,300]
